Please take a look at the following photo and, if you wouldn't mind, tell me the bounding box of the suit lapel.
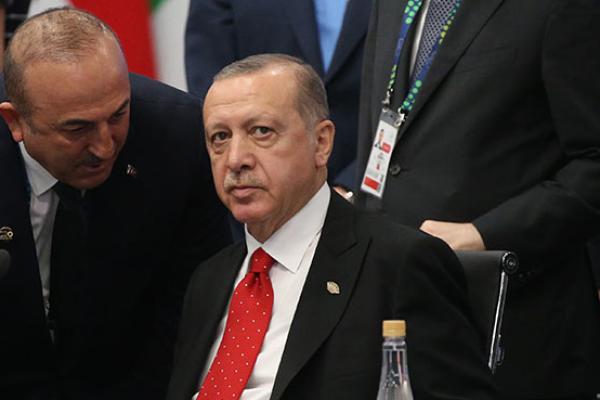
[0,133,32,251]
[325,0,371,82]
[0,132,46,314]
[400,0,505,133]
[283,0,325,76]
[182,245,246,390]
[271,194,370,400]
[89,119,145,215]
[366,0,413,137]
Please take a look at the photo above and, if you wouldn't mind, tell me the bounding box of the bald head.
[3,7,123,117]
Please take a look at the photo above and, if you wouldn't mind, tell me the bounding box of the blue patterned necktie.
[411,0,459,83]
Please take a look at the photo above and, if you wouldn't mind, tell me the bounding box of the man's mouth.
[79,158,114,176]
[228,185,259,198]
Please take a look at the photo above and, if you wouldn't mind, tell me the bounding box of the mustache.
[223,173,264,192]
[80,154,104,167]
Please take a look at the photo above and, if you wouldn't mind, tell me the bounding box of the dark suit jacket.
[356,0,600,396]
[0,74,231,400]
[167,193,496,400]
[184,0,371,187]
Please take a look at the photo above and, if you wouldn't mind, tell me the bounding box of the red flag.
[70,0,156,78]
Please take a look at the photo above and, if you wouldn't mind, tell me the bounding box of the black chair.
[455,250,519,373]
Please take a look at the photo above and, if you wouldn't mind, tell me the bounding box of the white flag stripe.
[28,0,71,16]
[152,0,189,91]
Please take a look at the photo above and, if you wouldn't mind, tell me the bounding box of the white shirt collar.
[19,142,57,197]
[245,183,331,274]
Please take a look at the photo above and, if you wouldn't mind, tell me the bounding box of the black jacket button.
[389,163,402,176]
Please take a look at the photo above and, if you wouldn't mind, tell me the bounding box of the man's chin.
[70,166,113,189]
[229,206,268,227]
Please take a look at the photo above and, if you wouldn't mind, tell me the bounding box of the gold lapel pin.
[326,281,340,295]
[126,164,138,178]
[0,226,14,242]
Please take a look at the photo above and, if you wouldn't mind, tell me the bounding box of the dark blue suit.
[184,0,371,187]
[0,74,231,400]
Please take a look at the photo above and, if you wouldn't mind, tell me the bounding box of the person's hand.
[333,186,354,203]
[420,220,485,251]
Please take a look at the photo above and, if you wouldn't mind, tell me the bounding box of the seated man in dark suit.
[167,54,496,400]
[0,8,231,400]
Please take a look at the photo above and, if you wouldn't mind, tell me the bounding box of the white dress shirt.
[19,142,58,316]
[195,183,331,400]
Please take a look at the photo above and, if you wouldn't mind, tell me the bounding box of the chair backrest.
[454,250,519,373]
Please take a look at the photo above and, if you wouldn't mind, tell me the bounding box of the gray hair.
[3,7,122,117]
[214,54,329,127]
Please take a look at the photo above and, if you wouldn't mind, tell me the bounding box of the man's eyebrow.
[244,116,262,127]
[242,114,280,129]
[54,118,92,129]
[205,113,281,133]
[113,99,131,115]
[205,120,228,132]
[54,99,131,129]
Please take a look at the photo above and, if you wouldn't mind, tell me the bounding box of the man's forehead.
[24,53,129,101]
[206,69,297,112]
[22,70,130,128]
[22,36,127,90]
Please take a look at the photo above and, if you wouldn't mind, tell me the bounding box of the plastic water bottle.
[376,320,414,400]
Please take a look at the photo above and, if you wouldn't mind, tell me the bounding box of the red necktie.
[198,248,275,399]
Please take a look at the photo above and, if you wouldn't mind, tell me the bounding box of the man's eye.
[63,125,89,135]
[211,131,229,143]
[254,126,272,136]
[109,111,128,124]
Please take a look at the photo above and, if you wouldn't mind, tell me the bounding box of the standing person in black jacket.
[357,0,600,398]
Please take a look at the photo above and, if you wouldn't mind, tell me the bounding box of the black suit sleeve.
[473,0,600,261]
[394,234,497,399]
[185,0,237,98]
[588,236,600,288]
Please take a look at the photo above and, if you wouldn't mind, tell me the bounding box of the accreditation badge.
[360,108,405,198]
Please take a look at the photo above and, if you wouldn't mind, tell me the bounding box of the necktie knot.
[53,182,84,210]
[249,247,275,274]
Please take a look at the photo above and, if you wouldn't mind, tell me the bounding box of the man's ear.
[0,102,26,142]
[313,119,335,168]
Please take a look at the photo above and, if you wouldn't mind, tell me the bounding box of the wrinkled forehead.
[21,42,130,114]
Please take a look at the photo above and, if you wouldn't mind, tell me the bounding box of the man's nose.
[88,123,116,160]
[226,134,255,172]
